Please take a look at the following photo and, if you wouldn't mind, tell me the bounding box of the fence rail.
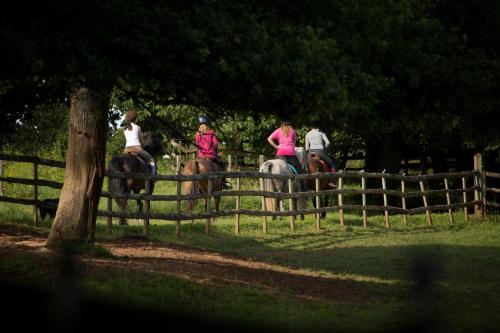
[0,153,496,235]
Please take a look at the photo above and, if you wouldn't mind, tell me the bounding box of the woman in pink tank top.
[267,121,303,174]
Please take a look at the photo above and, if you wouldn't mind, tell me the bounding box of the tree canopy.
[2,0,499,154]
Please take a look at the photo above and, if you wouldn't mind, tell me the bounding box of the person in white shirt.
[123,110,156,175]
[304,127,336,172]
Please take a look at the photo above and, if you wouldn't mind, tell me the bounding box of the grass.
[1,200,500,332]
[1,158,500,331]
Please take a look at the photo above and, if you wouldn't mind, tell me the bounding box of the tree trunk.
[0,159,3,196]
[46,87,109,248]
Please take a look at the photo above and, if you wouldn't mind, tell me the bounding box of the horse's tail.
[183,160,199,214]
[108,156,128,210]
[260,161,277,212]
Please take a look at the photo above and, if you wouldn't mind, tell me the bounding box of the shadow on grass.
[2,213,500,333]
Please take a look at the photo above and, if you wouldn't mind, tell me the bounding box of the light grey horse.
[259,158,306,219]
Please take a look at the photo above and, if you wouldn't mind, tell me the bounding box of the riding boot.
[222,178,232,190]
[150,163,156,176]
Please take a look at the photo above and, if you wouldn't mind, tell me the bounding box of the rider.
[267,120,308,189]
[304,126,336,187]
[123,110,156,175]
[195,115,232,190]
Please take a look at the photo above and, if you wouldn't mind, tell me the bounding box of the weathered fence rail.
[0,153,496,236]
[485,171,500,209]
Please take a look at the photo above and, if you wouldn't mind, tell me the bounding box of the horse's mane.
[142,131,164,159]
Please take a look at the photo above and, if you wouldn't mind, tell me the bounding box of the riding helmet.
[198,115,208,124]
[125,110,137,122]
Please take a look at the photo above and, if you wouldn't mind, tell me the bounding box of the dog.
[38,198,59,220]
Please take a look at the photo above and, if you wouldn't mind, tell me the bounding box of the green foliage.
[4,103,69,159]
[106,129,126,160]
[2,0,499,169]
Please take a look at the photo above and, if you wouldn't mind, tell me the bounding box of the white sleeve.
[322,132,330,148]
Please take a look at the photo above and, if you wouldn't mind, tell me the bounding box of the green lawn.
[1,159,500,332]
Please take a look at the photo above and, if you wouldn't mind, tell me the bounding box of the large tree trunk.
[0,159,3,196]
[46,87,108,248]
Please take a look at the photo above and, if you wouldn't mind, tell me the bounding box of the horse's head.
[142,131,165,159]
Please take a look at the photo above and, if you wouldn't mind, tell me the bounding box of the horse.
[107,131,164,225]
[296,147,333,219]
[259,158,306,220]
[182,158,223,219]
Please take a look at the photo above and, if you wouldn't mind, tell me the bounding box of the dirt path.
[0,225,367,304]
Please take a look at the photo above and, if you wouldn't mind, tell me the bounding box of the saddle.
[287,163,300,175]
[308,152,332,171]
[126,152,152,174]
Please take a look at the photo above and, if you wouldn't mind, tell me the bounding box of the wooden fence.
[0,153,496,237]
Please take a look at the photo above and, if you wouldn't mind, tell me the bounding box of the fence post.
[474,153,484,219]
[288,178,295,232]
[419,180,433,226]
[143,179,151,236]
[176,155,181,174]
[315,177,321,230]
[462,177,469,222]
[176,177,182,236]
[33,156,38,227]
[107,178,113,234]
[338,176,344,226]
[361,175,367,227]
[401,176,408,225]
[381,173,390,228]
[205,178,212,234]
[228,154,232,172]
[482,169,487,219]
[444,178,454,224]
[235,177,241,235]
[259,177,268,233]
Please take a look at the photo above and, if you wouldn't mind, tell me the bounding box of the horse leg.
[212,195,220,223]
[115,198,128,225]
[276,198,282,220]
[295,198,305,221]
[136,198,143,224]
[119,205,128,225]
[321,195,328,219]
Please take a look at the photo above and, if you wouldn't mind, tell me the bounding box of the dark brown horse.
[107,131,164,225]
[296,148,333,219]
[307,152,334,218]
[182,158,222,217]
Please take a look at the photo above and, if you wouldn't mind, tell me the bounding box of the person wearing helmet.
[123,110,156,175]
[195,115,232,190]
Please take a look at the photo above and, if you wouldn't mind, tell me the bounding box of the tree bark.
[46,87,109,248]
[0,159,3,196]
